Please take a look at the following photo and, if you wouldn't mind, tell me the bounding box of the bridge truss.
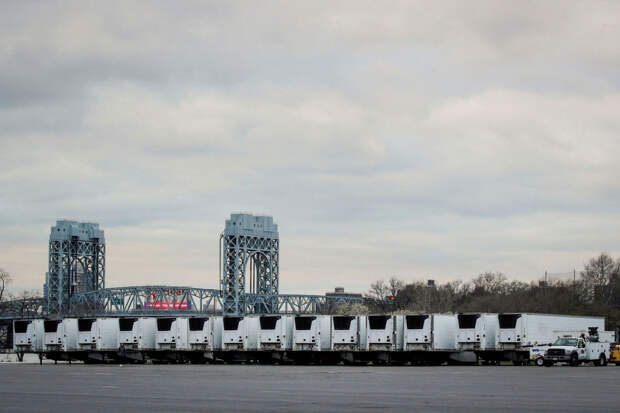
[1,215,383,322]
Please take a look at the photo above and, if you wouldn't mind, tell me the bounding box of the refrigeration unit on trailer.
[43,319,65,352]
[456,313,498,352]
[401,314,458,351]
[12,319,44,353]
[255,315,292,351]
[292,315,331,351]
[364,315,395,351]
[188,317,216,351]
[117,317,155,361]
[331,316,360,351]
[155,317,188,351]
[118,318,139,350]
[221,316,253,351]
[76,318,97,351]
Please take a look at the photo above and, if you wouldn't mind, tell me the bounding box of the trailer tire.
[570,353,579,367]
[535,358,544,367]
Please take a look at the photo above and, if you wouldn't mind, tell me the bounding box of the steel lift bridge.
[0,214,372,327]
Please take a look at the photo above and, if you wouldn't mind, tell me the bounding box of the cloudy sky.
[1,1,619,295]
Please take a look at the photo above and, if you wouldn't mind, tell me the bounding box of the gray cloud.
[1,1,620,294]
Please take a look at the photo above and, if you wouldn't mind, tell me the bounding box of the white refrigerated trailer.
[254,315,292,351]
[221,316,254,351]
[117,317,156,361]
[363,315,395,352]
[13,319,44,354]
[496,313,605,363]
[456,313,499,362]
[118,317,139,350]
[155,317,187,351]
[393,314,460,365]
[136,317,157,352]
[291,315,331,352]
[331,315,360,351]
[73,318,120,362]
[43,319,74,353]
[188,317,217,351]
[95,318,120,352]
[76,318,98,351]
[400,314,458,352]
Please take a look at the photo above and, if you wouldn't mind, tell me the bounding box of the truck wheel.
[597,354,607,367]
[535,358,544,367]
[570,353,579,367]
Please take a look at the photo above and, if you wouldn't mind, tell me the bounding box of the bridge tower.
[46,220,105,314]
[221,214,279,315]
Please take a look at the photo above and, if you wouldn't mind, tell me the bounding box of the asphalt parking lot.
[0,364,619,412]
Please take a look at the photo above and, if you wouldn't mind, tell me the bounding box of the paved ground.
[0,364,619,412]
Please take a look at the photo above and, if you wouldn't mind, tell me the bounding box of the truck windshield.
[553,338,578,346]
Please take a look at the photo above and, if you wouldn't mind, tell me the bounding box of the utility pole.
[573,268,576,304]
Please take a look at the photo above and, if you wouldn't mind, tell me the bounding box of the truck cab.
[543,334,610,367]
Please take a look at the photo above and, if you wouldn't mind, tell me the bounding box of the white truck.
[543,330,610,367]
[496,313,605,364]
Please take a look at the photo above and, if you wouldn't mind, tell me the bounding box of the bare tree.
[387,277,404,297]
[367,279,389,300]
[472,272,507,295]
[367,277,405,300]
[581,253,615,302]
[0,268,11,302]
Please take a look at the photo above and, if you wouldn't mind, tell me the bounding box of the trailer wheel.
[570,353,579,367]
[535,358,544,367]
[597,354,607,367]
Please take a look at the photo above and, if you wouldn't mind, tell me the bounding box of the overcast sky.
[1,1,620,295]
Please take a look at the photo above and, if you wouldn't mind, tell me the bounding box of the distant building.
[326,287,362,298]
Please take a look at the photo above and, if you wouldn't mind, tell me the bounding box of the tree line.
[366,253,620,329]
